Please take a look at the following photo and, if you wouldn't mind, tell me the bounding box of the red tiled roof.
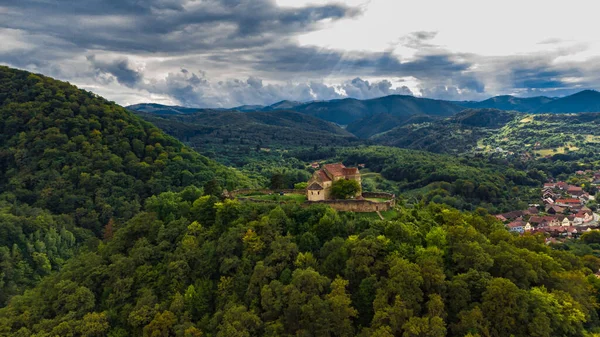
[316,170,331,182]
[508,221,525,228]
[343,167,359,175]
[568,186,583,192]
[529,216,543,223]
[501,211,525,219]
[323,163,347,177]
[556,199,581,204]
[547,205,565,212]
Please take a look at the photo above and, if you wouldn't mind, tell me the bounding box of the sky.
[2,0,600,107]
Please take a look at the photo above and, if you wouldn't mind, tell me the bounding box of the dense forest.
[3,66,600,336]
[288,146,542,213]
[0,66,255,304]
[2,188,600,336]
[131,109,359,167]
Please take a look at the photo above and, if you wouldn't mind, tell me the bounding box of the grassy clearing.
[520,116,534,123]
[361,172,382,179]
[351,210,398,220]
[243,193,307,203]
[534,145,580,156]
[585,135,600,142]
[365,197,389,202]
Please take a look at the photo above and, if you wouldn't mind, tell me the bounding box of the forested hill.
[128,95,464,125]
[2,67,600,337]
[133,109,356,146]
[534,90,600,113]
[370,109,521,154]
[457,95,555,112]
[2,189,600,336]
[0,66,254,303]
[283,95,464,125]
[133,109,359,166]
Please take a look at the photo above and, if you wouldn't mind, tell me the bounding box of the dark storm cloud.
[87,55,143,88]
[0,0,596,105]
[0,0,359,53]
[510,65,579,89]
[250,45,473,80]
[137,67,415,107]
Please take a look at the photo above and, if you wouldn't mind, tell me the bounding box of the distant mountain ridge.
[127,89,600,131]
[129,95,464,125]
[288,95,464,124]
[457,95,556,112]
[534,90,600,113]
[133,109,359,165]
[126,103,205,115]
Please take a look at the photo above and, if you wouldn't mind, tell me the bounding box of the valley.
[2,66,600,336]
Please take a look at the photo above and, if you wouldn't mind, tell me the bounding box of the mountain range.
[456,95,556,112]
[127,89,600,129]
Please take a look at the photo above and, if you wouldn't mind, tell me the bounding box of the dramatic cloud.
[87,55,143,88]
[120,67,415,107]
[1,0,599,106]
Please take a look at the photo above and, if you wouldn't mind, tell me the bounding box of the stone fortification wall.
[362,192,396,199]
[307,193,396,212]
[230,189,395,213]
[228,189,303,197]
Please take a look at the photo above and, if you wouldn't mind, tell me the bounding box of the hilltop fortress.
[307,163,361,201]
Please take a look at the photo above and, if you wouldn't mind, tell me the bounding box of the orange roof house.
[555,199,582,206]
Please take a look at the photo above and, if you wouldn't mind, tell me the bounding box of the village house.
[542,197,554,205]
[528,216,543,226]
[306,163,361,201]
[507,220,525,234]
[498,210,526,221]
[555,198,582,208]
[495,214,507,222]
[574,210,593,225]
[568,186,584,197]
[546,205,565,214]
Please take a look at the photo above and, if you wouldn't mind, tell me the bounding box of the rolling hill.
[458,95,555,112]
[125,103,206,115]
[129,95,464,125]
[290,95,464,124]
[534,90,600,113]
[346,113,438,139]
[371,109,521,153]
[133,109,359,166]
[369,107,600,160]
[0,65,255,303]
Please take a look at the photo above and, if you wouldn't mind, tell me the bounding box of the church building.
[306,163,361,201]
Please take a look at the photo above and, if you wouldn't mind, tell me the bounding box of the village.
[497,170,600,243]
